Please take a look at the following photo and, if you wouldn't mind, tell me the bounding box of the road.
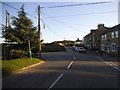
[2,47,119,89]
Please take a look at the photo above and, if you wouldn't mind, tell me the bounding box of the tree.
[2,5,39,58]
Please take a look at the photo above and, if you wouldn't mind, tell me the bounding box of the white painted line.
[108,62,118,66]
[49,74,63,89]
[67,61,73,69]
[96,57,120,71]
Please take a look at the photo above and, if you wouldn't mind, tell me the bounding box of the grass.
[2,58,43,77]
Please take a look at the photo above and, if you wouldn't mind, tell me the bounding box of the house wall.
[101,29,119,54]
[96,24,106,50]
[83,24,120,55]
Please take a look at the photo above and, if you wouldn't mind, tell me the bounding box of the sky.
[0,0,119,43]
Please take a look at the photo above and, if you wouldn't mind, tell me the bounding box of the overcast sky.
[0,0,119,43]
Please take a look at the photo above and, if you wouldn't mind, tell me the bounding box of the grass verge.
[2,58,43,77]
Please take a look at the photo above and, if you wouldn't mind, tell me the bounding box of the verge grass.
[2,58,43,77]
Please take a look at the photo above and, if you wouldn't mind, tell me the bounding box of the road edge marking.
[96,57,120,71]
[49,74,63,89]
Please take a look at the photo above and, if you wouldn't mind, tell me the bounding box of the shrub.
[42,43,66,52]
[10,49,27,59]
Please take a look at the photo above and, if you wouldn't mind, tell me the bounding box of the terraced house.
[101,24,120,54]
[84,24,107,51]
[83,29,97,50]
[84,24,120,56]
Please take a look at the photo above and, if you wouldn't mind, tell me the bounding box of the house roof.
[75,38,82,42]
[101,24,120,35]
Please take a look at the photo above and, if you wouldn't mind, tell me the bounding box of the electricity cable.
[41,19,63,38]
[42,12,87,33]
[42,1,115,8]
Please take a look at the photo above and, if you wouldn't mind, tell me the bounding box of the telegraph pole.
[6,10,10,42]
[5,10,10,60]
[38,5,41,59]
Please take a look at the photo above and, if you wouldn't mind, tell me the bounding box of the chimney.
[98,24,104,28]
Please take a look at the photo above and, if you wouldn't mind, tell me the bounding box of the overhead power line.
[42,12,87,34]
[2,2,19,11]
[40,19,63,38]
[42,1,114,8]
[42,10,118,19]
[2,2,38,19]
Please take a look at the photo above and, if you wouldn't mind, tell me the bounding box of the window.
[111,32,114,38]
[102,34,106,40]
[115,31,118,38]
[111,43,116,51]
[93,37,94,43]
[101,44,104,51]
[102,35,104,40]
[104,34,106,40]
[89,38,91,42]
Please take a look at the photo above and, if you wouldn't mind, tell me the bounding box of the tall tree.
[2,5,39,58]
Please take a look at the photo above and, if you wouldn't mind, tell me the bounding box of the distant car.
[75,47,79,51]
[77,47,86,53]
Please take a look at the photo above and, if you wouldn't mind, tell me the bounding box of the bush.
[10,49,27,59]
[42,43,66,52]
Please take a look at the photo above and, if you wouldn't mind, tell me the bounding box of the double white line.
[96,57,120,71]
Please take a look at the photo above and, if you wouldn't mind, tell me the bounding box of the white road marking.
[108,62,118,66]
[49,74,63,89]
[96,57,120,71]
[67,61,73,69]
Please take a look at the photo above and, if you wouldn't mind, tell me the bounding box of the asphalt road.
[2,47,119,89]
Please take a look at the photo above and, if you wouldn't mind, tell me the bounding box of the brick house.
[84,29,97,50]
[95,24,107,50]
[83,24,120,56]
[84,24,107,50]
[101,24,120,54]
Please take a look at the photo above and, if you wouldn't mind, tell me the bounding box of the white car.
[77,47,86,53]
[75,47,79,51]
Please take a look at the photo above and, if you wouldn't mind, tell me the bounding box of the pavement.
[86,50,119,62]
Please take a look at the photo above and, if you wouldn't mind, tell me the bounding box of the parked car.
[77,47,86,53]
[75,47,80,52]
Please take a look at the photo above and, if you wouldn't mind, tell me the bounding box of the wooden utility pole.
[38,5,41,59]
[5,10,10,60]
[6,10,10,42]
